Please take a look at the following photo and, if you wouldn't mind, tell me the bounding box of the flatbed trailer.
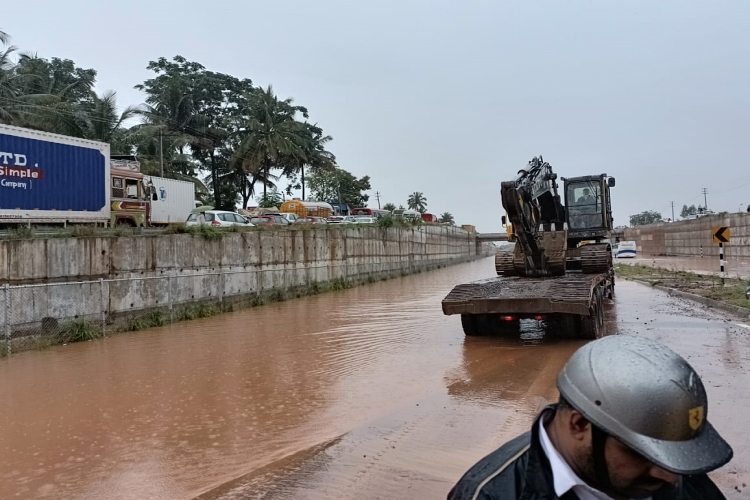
[441,272,612,339]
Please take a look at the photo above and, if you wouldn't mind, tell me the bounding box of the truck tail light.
[211,220,221,226]
[502,316,514,321]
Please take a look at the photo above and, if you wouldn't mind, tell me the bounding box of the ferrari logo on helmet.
[689,406,705,431]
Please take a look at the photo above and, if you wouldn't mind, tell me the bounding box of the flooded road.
[1,257,748,499]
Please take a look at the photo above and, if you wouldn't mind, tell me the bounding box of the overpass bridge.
[475,232,508,242]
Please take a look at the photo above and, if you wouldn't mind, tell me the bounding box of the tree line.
[0,29,461,223]
[0,29,345,210]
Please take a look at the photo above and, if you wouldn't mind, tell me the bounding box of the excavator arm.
[500,156,565,276]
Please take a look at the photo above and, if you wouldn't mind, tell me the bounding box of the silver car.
[186,210,254,227]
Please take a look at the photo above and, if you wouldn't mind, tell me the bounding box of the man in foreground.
[448,335,733,500]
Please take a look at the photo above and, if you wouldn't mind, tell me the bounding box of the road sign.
[713,227,730,244]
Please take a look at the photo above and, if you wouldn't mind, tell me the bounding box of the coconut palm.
[0,35,18,124]
[233,85,307,199]
[439,212,455,225]
[407,192,427,213]
[82,90,139,146]
[382,203,396,212]
[281,122,335,200]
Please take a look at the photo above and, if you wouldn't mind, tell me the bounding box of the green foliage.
[629,210,662,227]
[7,226,34,239]
[0,33,339,214]
[680,204,698,218]
[256,188,284,208]
[407,192,427,213]
[59,320,102,343]
[382,203,396,212]
[377,214,395,227]
[439,212,455,225]
[307,168,371,206]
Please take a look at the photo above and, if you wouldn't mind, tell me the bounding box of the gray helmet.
[557,335,732,475]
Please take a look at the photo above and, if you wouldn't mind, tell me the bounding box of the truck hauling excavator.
[441,156,616,339]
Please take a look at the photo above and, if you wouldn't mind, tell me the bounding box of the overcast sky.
[5,1,750,231]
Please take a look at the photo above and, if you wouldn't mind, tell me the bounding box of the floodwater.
[0,257,748,499]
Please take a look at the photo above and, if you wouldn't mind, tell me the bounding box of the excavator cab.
[563,174,615,245]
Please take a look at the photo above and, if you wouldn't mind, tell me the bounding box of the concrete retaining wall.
[623,213,750,259]
[1,226,493,342]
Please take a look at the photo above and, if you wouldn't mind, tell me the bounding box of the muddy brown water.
[0,257,748,499]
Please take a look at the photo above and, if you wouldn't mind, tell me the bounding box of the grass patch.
[126,310,166,331]
[615,263,749,310]
[58,319,102,343]
[7,226,34,239]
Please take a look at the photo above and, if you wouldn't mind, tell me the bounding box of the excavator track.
[580,244,612,274]
[495,252,516,276]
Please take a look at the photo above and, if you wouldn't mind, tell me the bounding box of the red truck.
[421,213,438,223]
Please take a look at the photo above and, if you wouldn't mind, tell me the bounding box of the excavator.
[441,156,616,339]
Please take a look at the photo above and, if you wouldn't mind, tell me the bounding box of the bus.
[351,207,391,219]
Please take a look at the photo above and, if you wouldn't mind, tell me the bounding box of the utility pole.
[671,201,675,222]
[375,191,381,209]
[702,188,708,211]
[159,129,164,177]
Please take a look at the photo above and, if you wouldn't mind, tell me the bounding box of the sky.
[4,0,750,232]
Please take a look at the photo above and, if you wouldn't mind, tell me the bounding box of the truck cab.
[110,156,149,227]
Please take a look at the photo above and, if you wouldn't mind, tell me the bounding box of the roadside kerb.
[624,278,750,319]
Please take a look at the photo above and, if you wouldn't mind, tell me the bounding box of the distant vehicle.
[279,212,299,223]
[186,210,254,227]
[614,241,637,258]
[350,207,390,219]
[249,215,291,225]
[392,209,421,220]
[353,217,377,224]
[0,124,110,226]
[279,200,333,219]
[294,217,328,225]
[143,175,195,226]
[328,215,357,224]
[421,213,438,223]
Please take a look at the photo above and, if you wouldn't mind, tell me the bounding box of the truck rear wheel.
[461,315,482,336]
[580,287,604,339]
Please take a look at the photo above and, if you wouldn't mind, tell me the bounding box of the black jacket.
[448,406,726,500]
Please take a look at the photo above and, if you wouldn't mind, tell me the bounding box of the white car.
[327,216,358,224]
[185,210,254,227]
[353,217,377,224]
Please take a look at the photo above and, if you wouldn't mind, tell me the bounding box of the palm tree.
[0,33,18,124]
[407,192,427,213]
[382,203,396,212]
[282,122,335,200]
[439,212,455,225]
[82,90,139,146]
[233,86,307,200]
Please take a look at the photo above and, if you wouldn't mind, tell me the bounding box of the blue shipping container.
[0,132,107,211]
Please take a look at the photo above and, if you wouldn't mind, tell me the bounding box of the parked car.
[280,213,300,223]
[186,210,254,227]
[294,217,328,225]
[249,215,292,225]
[327,215,357,224]
[353,217,377,224]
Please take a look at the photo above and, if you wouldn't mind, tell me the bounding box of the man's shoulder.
[679,474,728,500]
[447,432,532,500]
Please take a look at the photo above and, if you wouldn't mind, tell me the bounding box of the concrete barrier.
[1,226,494,348]
[623,213,750,259]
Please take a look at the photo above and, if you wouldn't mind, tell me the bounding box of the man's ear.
[567,409,591,440]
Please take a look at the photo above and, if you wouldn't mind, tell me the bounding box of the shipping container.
[143,176,196,225]
[0,124,110,224]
